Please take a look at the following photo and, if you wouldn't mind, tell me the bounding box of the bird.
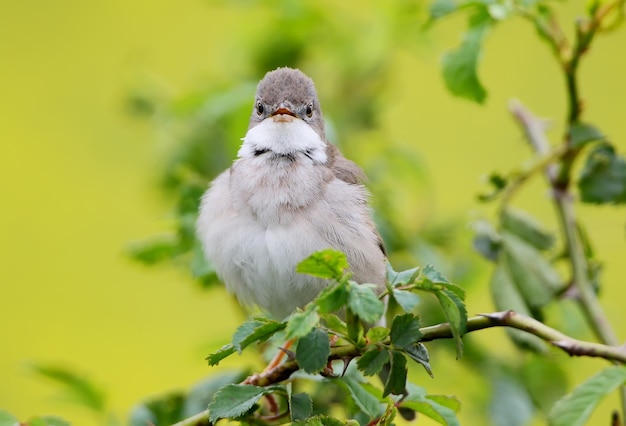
[196,67,386,320]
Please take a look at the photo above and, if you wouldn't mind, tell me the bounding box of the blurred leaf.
[342,377,385,419]
[315,282,349,314]
[357,348,390,377]
[208,384,285,422]
[296,328,331,374]
[232,318,286,353]
[0,410,18,426]
[490,263,548,352]
[386,264,420,286]
[286,305,320,340]
[569,122,605,149]
[290,393,313,422]
[441,9,493,103]
[472,219,501,261]
[129,392,185,426]
[521,357,568,414]
[578,142,626,204]
[404,343,434,377]
[183,370,247,416]
[430,0,458,19]
[383,351,407,397]
[206,344,236,366]
[548,366,626,426]
[403,383,461,425]
[390,313,423,348]
[426,395,462,413]
[489,375,535,426]
[30,364,105,413]
[26,417,70,426]
[127,235,180,265]
[366,326,389,344]
[297,249,349,281]
[347,282,385,323]
[501,207,554,251]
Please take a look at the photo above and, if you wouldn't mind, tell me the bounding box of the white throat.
[238,118,328,163]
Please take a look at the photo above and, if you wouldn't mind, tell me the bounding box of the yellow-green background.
[1,1,624,425]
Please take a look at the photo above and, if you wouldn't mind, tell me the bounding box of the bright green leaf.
[357,348,390,376]
[296,328,331,373]
[386,264,420,286]
[320,313,348,336]
[404,343,433,377]
[548,366,626,426]
[232,318,285,353]
[366,326,390,344]
[206,344,237,366]
[297,249,349,281]
[286,305,320,339]
[578,142,626,204]
[343,377,385,419]
[401,400,460,426]
[435,289,467,358]
[208,384,285,422]
[290,393,313,422]
[390,313,422,348]
[383,351,408,397]
[426,395,462,413]
[347,282,385,323]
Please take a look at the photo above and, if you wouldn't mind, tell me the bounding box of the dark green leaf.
[29,364,105,412]
[297,249,349,280]
[391,289,421,313]
[209,384,285,422]
[232,318,285,353]
[548,366,626,426]
[290,393,313,422]
[347,282,385,323]
[127,235,180,265]
[296,328,331,373]
[472,219,501,261]
[315,282,349,313]
[383,351,408,397]
[357,348,390,376]
[390,313,422,348]
[435,289,467,358]
[366,326,389,344]
[206,344,236,366]
[404,343,433,377]
[386,264,420,286]
[569,122,605,149]
[343,377,385,419]
[441,11,492,103]
[286,305,320,339]
[501,207,554,251]
[578,143,626,204]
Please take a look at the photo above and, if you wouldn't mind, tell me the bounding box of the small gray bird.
[197,67,386,320]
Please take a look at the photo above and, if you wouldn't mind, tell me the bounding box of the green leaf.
[386,264,420,286]
[208,384,285,422]
[521,357,568,414]
[315,282,349,313]
[441,10,492,103]
[343,377,385,419]
[293,415,347,426]
[578,142,626,204]
[401,399,460,426]
[357,348,390,376]
[29,364,106,412]
[286,305,320,339]
[0,410,19,426]
[435,288,467,357]
[347,282,385,323]
[232,318,285,353]
[321,313,348,336]
[569,122,605,149]
[206,344,236,366]
[391,289,421,313]
[296,328,331,373]
[430,0,457,19]
[404,343,433,377]
[490,375,535,426]
[297,249,349,280]
[421,264,451,284]
[426,395,462,413]
[183,371,248,416]
[548,366,626,426]
[129,392,185,426]
[501,207,554,251]
[290,392,313,422]
[366,326,390,344]
[472,219,501,261]
[127,235,180,265]
[390,313,422,348]
[383,351,408,397]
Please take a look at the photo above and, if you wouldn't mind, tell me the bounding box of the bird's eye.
[305,103,313,117]
[256,101,264,116]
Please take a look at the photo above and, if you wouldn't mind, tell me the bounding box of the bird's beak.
[271,107,297,117]
[270,103,297,122]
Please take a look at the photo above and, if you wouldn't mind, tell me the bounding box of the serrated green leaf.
[29,364,106,412]
[347,282,385,323]
[578,143,626,204]
[548,366,626,426]
[290,392,313,422]
[383,351,408,397]
[0,410,19,426]
[366,326,390,344]
[390,313,422,348]
[343,377,386,419]
[297,249,349,280]
[501,207,554,251]
[404,343,433,377]
[387,264,420,286]
[321,313,348,336]
[208,384,285,422]
[206,344,237,366]
[357,348,390,376]
[296,328,331,373]
[441,11,492,103]
[569,122,605,149]
[435,289,467,358]
[315,282,349,313]
[391,289,421,313]
[286,305,320,339]
[232,319,285,353]
[421,264,451,284]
